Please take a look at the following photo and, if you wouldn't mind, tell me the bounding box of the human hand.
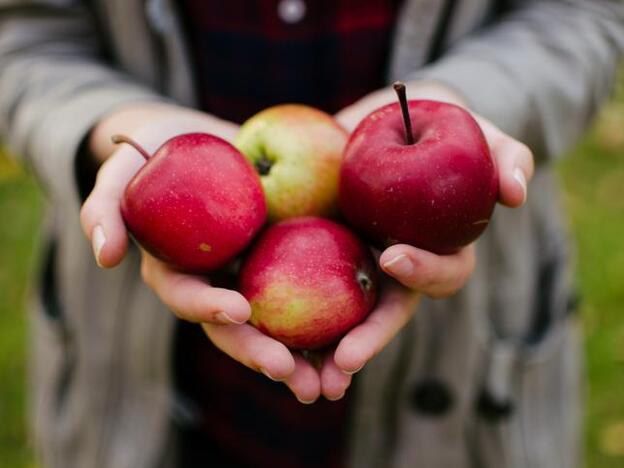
[80,104,296,387]
[79,103,341,404]
[312,81,536,400]
[80,102,240,267]
[335,80,534,292]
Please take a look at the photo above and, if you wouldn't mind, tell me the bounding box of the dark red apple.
[117,133,267,273]
[239,217,377,350]
[339,83,498,254]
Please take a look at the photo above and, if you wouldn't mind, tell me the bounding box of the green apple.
[235,104,348,222]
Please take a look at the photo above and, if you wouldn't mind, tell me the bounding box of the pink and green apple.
[235,105,348,222]
[238,217,378,350]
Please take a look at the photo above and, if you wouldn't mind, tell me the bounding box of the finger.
[477,118,535,208]
[80,148,145,267]
[283,354,322,404]
[493,138,534,208]
[334,88,396,132]
[140,253,250,325]
[379,244,476,298]
[320,353,352,401]
[203,322,296,382]
[334,106,361,133]
[334,286,420,374]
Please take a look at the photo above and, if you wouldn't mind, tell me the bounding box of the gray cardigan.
[0,1,622,467]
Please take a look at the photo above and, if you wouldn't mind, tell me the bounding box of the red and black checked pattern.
[173,1,403,466]
[175,322,352,468]
[176,0,404,123]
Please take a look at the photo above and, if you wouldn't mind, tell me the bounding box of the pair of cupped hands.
[80,81,534,404]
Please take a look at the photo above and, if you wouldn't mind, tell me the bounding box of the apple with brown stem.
[339,82,498,254]
[116,133,267,273]
[235,104,348,222]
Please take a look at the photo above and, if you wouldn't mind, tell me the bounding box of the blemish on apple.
[198,243,212,252]
[115,132,266,273]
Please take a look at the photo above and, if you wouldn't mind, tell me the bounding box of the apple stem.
[393,81,415,145]
[111,134,151,161]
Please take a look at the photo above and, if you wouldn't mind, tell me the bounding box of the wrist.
[89,102,177,164]
[88,102,238,164]
[403,79,468,108]
[335,80,469,133]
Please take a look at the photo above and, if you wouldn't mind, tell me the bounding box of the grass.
[0,151,43,468]
[557,75,624,466]
[0,80,623,467]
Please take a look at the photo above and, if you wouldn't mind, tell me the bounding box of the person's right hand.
[80,102,241,267]
[79,103,322,402]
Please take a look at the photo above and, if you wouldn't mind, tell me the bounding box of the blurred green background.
[1,78,623,467]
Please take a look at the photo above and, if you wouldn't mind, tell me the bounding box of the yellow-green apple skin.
[235,104,348,222]
[238,217,378,350]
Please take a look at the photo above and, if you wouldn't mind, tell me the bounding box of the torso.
[173,0,403,466]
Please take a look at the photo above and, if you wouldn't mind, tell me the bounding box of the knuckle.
[188,293,203,316]
[184,292,210,323]
[240,337,260,365]
[430,273,469,299]
[510,139,529,155]
[427,288,453,300]
[200,322,217,342]
[518,140,532,158]
[265,340,288,362]
[96,157,114,181]
[139,258,152,285]
[463,251,477,278]
[168,306,186,321]
[431,281,464,298]
[512,140,534,169]
[429,274,470,299]
[79,200,94,232]
[414,269,438,294]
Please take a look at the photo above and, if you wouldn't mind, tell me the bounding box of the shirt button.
[476,388,514,422]
[278,0,306,24]
[410,378,454,416]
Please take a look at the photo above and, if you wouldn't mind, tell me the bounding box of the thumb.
[474,116,535,208]
[80,148,145,267]
[379,244,476,298]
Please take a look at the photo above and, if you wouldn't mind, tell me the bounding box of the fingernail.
[513,168,527,204]
[215,311,246,325]
[92,225,106,267]
[326,392,345,402]
[382,254,413,278]
[342,364,364,376]
[296,396,316,405]
[260,367,283,382]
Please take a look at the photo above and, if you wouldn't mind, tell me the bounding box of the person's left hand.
[314,80,535,401]
[318,246,477,400]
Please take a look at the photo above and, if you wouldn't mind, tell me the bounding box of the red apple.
[117,133,266,273]
[239,217,377,350]
[339,84,498,254]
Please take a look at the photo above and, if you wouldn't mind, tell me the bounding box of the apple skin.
[339,100,498,254]
[238,217,378,350]
[235,104,348,222]
[121,133,267,273]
